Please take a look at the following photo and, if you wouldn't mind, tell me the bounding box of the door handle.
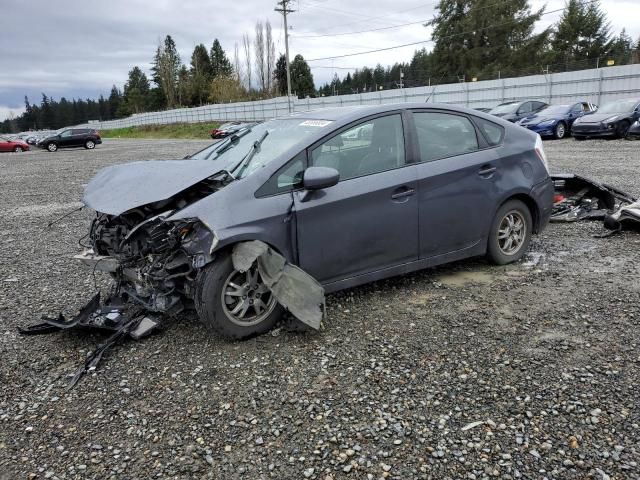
[391,188,415,200]
[478,166,496,177]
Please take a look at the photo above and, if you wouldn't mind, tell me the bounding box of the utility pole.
[275,0,295,113]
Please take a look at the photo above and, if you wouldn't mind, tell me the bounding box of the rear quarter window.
[473,117,504,146]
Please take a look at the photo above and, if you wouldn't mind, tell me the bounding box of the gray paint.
[83,103,553,294]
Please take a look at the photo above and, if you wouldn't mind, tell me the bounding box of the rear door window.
[413,112,479,162]
[473,117,505,146]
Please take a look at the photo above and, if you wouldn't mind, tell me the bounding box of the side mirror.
[303,166,339,191]
[299,167,339,202]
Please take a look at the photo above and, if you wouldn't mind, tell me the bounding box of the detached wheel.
[13,146,23,152]
[554,121,566,139]
[616,120,630,139]
[85,140,96,149]
[487,200,532,265]
[47,142,58,152]
[194,254,282,339]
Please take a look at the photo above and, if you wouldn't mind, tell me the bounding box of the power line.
[292,18,430,38]
[306,1,598,62]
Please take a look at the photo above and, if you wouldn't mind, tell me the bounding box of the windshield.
[598,99,638,114]
[538,105,570,115]
[490,102,519,114]
[188,118,332,178]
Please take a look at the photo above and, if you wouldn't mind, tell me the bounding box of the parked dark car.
[627,120,640,140]
[0,135,29,152]
[210,122,256,139]
[516,102,597,139]
[79,104,553,339]
[571,98,640,140]
[489,100,548,123]
[38,128,102,152]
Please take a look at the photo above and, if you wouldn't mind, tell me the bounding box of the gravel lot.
[1,138,639,480]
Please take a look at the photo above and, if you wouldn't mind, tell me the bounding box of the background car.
[0,135,29,152]
[571,98,640,140]
[489,100,548,122]
[38,128,102,152]
[516,102,597,139]
[210,121,256,139]
[82,103,554,339]
[474,107,493,113]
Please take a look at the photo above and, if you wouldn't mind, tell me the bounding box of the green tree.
[209,75,247,103]
[290,54,315,98]
[607,29,633,66]
[551,0,611,69]
[210,39,233,78]
[123,66,150,114]
[108,85,123,119]
[190,44,212,105]
[429,0,549,79]
[154,35,181,108]
[177,65,191,106]
[274,54,287,95]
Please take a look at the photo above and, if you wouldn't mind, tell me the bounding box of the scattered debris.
[551,174,635,223]
[603,198,640,235]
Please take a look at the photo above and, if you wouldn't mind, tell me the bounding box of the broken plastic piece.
[232,240,325,330]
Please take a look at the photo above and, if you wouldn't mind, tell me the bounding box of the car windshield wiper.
[227,130,270,180]
[210,128,252,160]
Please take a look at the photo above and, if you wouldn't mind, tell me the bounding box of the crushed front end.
[77,208,216,315]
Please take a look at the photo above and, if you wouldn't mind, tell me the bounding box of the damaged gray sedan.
[76,104,554,339]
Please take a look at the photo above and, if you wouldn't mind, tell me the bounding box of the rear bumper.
[531,177,554,232]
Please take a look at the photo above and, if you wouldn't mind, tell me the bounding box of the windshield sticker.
[299,120,332,127]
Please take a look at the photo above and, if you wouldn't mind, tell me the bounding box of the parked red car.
[0,136,30,152]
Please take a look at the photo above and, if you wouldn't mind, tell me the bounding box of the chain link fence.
[78,64,640,130]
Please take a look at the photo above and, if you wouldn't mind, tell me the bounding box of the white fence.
[78,64,640,130]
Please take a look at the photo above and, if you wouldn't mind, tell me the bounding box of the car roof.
[278,102,490,123]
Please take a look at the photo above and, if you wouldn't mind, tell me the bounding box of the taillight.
[534,134,549,174]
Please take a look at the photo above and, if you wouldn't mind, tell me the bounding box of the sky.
[1,0,639,121]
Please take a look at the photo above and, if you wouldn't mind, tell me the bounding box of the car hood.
[82,159,225,216]
[520,115,558,125]
[576,112,626,124]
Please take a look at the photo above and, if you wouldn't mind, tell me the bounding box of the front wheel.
[486,200,532,265]
[616,121,630,139]
[47,142,58,152]
[13,146,23,152]
[85,140,96,149]
[194,254,283,339]
[554,122,566,139]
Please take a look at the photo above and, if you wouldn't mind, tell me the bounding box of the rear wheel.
[13,146,23,152]
[487,200,532,265]
[85,140,96,149]
[194,254,282,339]
[554,122,566,139]
[616,120,630,139]
[47,142,58,152]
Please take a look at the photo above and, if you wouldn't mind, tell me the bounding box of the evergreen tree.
[123,66,150,114]
[274,54,288,96]
[607,29,633,65]
[190,44,212,105]
[177,65,191,106]
[210,39,233,78]
[551,0,611,69]
[155,35,181,108]
[290,55,315,98]
[108,85,122,119]
[429,0,549,79]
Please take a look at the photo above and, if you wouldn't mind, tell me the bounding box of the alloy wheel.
[86,141,95,149]
[48,143,57,152]
[555,123,565,139]
[497,210,527,256]
[220,266,277,327]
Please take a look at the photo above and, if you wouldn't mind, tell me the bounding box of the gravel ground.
[1,138,639,480]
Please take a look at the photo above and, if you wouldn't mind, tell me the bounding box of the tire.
[47,142,58,152]
[553,121,566,139]
[85,140,96,149]
[615,121,630,139]
[13,146,23,152]
[194,253,283,339]
[486,199,533,265]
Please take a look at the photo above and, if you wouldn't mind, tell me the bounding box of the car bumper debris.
[551,174,636,234]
